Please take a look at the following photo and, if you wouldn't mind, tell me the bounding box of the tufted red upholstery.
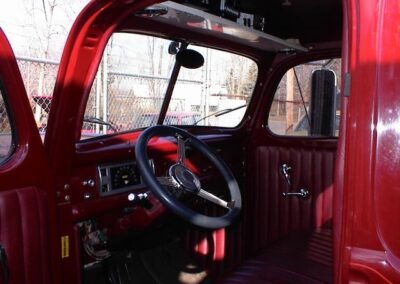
[245,145,336,255]
[0,187,52,284]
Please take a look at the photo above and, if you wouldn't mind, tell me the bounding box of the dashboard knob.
[83,192,92,200]
[82,179,95,187]
[137,192,149,200]
[82,179,94,187]
[128,193,136,201]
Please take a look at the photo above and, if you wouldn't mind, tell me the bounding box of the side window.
[268,59,341,137]
[0,87,14,162]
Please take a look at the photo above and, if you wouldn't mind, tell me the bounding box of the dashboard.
[98,160,153,196]
[68,132,240,224]
[57,130,243,278]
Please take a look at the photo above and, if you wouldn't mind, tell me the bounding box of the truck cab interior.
[0,0,399,283]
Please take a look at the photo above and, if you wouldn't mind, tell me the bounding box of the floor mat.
[140,240,209,284]
[83,251,157,284]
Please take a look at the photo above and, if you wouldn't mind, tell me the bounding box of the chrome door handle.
[282,188,310,200]
[281,163,292,186]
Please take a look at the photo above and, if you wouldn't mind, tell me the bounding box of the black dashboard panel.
[110,164,141,190]
[98,161,144,196]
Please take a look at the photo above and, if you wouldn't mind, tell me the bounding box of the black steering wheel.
[135,126,242,229]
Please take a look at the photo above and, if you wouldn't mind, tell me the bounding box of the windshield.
[81,32,257,139]
[82,33,176,138]
[167,45,256,128]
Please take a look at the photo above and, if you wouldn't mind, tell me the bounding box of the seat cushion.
[219,229,332,284]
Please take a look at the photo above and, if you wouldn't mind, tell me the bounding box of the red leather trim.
[0,187,52,284]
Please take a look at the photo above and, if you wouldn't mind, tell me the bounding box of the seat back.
[0,187,52,284]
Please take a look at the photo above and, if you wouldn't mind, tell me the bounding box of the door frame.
[0,29,61,284]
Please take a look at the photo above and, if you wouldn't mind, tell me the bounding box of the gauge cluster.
[98,161,147,196]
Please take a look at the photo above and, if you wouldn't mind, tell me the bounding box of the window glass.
[81,33,176,139]
[268,59,341,137]
[82,33,258,139]
[0,88,14,162]
[169,46,257,127]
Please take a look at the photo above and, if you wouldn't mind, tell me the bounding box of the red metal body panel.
[336,0,400,282]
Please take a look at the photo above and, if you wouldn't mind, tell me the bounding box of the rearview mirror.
[176,49,204,69]
[310,69,337,136]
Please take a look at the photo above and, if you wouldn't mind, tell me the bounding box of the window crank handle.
[282,188,310,200]
[281,163,292,186]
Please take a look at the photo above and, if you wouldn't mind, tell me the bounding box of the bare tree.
[145,37,176,101]
[22,0,78,123]
[225,55,257,100]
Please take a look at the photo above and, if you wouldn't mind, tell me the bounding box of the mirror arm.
[157,43,189,125]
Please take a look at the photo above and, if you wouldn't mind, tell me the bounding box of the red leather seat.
[220,230,332,284]
[0,187,53,284]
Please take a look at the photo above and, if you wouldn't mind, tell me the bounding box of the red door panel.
[0,29,58,284]
[252,145,334,237]
[245,133,337,256]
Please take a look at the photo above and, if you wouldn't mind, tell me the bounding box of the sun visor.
[139,1,307,53]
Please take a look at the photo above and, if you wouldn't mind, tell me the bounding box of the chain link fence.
[17,57,58,131]
[83,70,190,136]
[10,54,254,138]
[14,57,200,136]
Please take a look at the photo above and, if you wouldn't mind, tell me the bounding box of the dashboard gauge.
[98,160,153,196]
[110,164,140,190]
